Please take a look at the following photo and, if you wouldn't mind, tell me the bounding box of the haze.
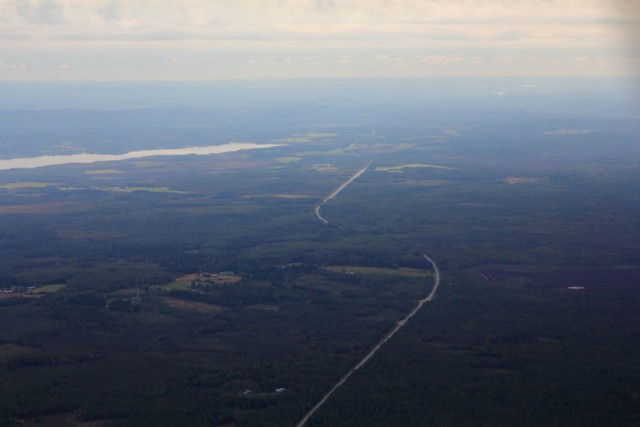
[1,0,639,81]
[1,2,639,427]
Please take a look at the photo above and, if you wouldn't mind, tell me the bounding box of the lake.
[0,143,282,171]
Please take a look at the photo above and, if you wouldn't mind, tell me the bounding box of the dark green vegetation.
[0,79,639,426]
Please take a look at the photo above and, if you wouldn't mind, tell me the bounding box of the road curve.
[314,161,371,224]
[298,160,442,427]
[296,254,441,427]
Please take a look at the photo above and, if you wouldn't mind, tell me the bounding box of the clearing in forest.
[161,297,223,313]
[323,265,429,277]
[375,163,455,173]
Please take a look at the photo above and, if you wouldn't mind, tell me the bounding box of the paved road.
[295,254,440,427]
[297,164,442,427]
[314,161,371,224]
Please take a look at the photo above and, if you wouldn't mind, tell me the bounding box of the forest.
[0,82,639,426]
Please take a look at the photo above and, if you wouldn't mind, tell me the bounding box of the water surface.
[0,143,281,171]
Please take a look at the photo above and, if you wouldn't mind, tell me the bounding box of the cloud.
[314,0,336,12]
[495,55,516,63]
[10,62,28,70]
[58,63,70,69]
[372,54,407,70]
[416,55,465,64]
[0,0,637,79]
[0,0,627,41]
[98,0,120,22]
[375,54,403,62]
[375,54,407,67]
[15,0,67,25]
[492,28,530,41]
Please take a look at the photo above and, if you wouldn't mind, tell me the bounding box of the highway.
[297,164,442,427]
[314,161,371,224]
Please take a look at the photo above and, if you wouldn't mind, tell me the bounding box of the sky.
[1,0,639,80]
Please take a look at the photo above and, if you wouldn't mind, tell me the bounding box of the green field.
[323,265,429,277]
[375,163,455,173]
[275,156,302,163]
[98,186,188,194]
[85,169,122,175]
[0,182,56,189]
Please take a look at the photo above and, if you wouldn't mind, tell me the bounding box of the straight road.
[296,254,441,427]
[314,161,371,224]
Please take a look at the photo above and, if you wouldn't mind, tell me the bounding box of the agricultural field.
[323,265,429,277]
[85,169,122,175]
[374,164,455,173]
[0,182,56,189]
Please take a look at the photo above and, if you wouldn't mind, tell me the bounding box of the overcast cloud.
[0,0,638,80]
